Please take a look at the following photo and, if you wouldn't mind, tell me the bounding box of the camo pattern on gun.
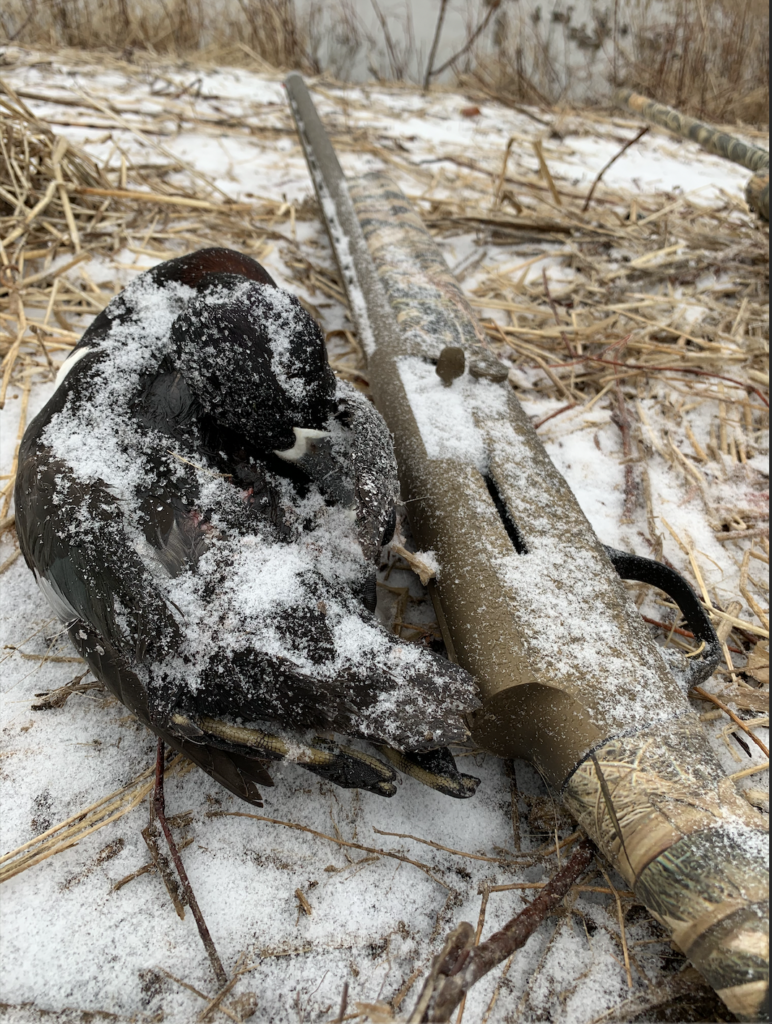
[349,169,770,1023]
[564,717,769,1021]
[286,73,770,1022]
[617,88,769,220]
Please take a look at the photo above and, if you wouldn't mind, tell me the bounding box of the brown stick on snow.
[582,127,649,212]
[153,739,228,988]
[408,923,475,1023]
[422,839,594,1022]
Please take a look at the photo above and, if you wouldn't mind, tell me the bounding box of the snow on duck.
[15,249,480,805]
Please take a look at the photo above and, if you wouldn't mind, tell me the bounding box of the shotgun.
[285,73,769,1021]
[616,88,769,221]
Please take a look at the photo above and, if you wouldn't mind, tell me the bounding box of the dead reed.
[471,0,769,125]
[620,0,769,124]
[0,49,767,1023]
[0,752,189,884]
[0,0,313,70]
[0,1,769,125]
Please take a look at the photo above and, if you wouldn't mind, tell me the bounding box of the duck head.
[152,250,394,562]
[170,273,337,453]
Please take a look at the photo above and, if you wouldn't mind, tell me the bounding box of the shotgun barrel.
[616,88,769,220]
[285,73,769,1021]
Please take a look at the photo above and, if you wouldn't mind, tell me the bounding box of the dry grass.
[0,73,291,445]
[0,51,768,1023]
[478,0,769,124]
[624,0,769,124]
[0,0,769,125]
[0,748,192,884]
[0,0,312,69]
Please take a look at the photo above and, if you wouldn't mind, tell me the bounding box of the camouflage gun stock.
[617,88,769,220]
[285,74,769,1021]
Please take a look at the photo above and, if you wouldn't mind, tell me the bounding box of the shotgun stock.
[285,73,769,1021]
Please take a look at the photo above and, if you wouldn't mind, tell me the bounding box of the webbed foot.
[378,745,480,798]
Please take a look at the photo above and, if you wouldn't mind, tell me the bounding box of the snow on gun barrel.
[285,72,770,1022]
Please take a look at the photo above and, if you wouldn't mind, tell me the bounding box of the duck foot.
[378,746,480,798]
[153,738,228,987]
[185,714,398,797]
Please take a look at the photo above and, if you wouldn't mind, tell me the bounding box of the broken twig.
[582,127,649,212]
[411,838,594,1021]
[153,740,228,988]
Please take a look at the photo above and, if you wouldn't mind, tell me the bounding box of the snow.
[0,51,768,1024]
[33,259,475,751]
[319,191,379,359]
[398,356,508,471]
[562,134,753,195]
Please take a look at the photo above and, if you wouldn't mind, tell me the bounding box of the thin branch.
[582,127,649,212]
[429,1,501,80]
[209,810,449,888]
[408,924,475,1023]
[369,0,403,81]
[691,686,770,757]
[414,839,594,1022]
[532,402,576,430]
[336,981,349,1024]
[142,818,186,920]
[153,740,228,988]
[372,826,530,865]
[197,971,242,1023]
[423,0,450,91]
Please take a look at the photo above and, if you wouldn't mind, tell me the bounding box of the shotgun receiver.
[616,88,769,221]
[285,74,769,1021]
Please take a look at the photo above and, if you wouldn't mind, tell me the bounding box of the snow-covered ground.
[0,51,768,1023]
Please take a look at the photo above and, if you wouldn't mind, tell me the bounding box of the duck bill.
[275,427,355,508]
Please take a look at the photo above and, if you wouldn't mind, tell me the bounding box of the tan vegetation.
[0,39,768,1021]
[0,0,768,125]
[477,0,769,124]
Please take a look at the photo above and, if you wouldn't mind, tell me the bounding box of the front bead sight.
[435,345,510,386]
[435,346,466,386]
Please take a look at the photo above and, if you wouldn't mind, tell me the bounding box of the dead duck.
[15,248,481,805]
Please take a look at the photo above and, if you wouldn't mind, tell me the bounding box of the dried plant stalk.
[0,754,188,884]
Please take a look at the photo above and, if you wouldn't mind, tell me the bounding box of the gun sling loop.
[605,546,721,689]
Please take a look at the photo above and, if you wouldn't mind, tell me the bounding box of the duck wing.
[15,246,480,804]
[145,543,479,755]
[15,437,275,806]
[16,352,280,806]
